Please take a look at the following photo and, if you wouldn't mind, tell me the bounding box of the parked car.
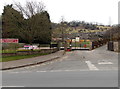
[24,45,38,50]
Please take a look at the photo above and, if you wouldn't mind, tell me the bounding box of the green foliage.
[2,3,52,44]
[1,50,17,53]
[38,44,50,47]
[1,49,41,53]
[0,15,2,38]
[1,53,49,62]
[33,11,52,44]
[2,5,24,38]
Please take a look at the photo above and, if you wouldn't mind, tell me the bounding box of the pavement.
[0,50,65,70]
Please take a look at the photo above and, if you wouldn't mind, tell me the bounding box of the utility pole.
[109,17,112,41]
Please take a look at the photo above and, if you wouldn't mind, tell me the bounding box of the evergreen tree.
[0,15,2,38]
[2,3,52,44]
[2,4,24,38]
[33,11,52,44]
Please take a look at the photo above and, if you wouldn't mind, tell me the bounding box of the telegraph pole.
[109,17,112,41]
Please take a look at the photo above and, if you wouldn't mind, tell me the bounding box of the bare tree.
[59,16,69,41]
[14,1,45,18]
[12,1,47,44]
[59,16,68,50]
[60,16,65,42]
[51,16,69,50]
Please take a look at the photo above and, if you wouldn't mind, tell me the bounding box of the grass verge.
[1,49,42,53]
[1,53,49,62]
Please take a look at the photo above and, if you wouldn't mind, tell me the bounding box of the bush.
[17,49,41,52]
[2,49,17,53]
[38,44,50,47]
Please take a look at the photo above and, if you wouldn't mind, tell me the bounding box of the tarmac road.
[2,45,118,87]
[2,70,118,87]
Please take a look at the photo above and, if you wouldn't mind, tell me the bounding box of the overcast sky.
[0,0,119,25]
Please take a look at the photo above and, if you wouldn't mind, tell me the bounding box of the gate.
[107,41,114,51]
[71,39,91,50]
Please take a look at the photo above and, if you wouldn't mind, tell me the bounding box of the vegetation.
[1,49,42,53]
[104,25,120,41]
[2,1,52,44]
[1,53,49,62]
[2,5,24,38]
[1,50,17,53]
[52,21,110,32]
[51,20,111,41]
[2,43,24,50]
[0,15,2,38]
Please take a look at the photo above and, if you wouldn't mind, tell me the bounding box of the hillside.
[52,21,112,41]
[52,21,111,34]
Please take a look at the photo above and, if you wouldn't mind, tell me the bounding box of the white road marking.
[85,61,99,70]
[36,69,89,72]
[3,67,118,74]
[3,71,32,74]
[0,86,24,87]
[3,69,91,73]
[10,72,19,74]
[36,70,48,72]
[98,62,113,64]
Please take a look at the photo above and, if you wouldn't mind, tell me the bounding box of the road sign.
[72,39,75,42]
[75,37,79,42]
[0,39,19,43]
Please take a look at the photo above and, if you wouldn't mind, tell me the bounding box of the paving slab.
[0,50,65,70]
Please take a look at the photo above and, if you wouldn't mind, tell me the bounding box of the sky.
[0,0,119,25]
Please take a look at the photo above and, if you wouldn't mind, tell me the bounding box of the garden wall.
[2,48,58,56]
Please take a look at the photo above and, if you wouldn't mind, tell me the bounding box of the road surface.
[2,45,118,87]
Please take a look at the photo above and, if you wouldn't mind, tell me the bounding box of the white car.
[24,45,38,50]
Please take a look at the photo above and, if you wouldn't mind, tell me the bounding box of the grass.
[0,49,42,53]
[1,53,49,62]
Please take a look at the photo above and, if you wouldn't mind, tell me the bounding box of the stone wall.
[2,48,58,56]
